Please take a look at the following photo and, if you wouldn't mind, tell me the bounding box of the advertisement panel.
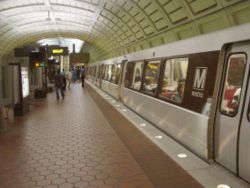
[21,67,29,98]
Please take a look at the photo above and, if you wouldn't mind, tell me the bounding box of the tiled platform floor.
[0,84,202,188]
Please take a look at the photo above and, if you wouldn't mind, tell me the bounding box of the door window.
[110,64,116,83]
[115,64,121,84]
[220,53,246,116]
[131,61,144,91]
[124,62,135,88]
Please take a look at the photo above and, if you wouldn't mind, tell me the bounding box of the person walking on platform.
[55,69,65,100]
[62,69,67,90]
[81,66,85,87]
[72,67,77,83]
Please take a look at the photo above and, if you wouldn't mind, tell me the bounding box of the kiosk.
[9,63,30,116]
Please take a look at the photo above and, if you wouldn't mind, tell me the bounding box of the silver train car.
[86,24,250,183]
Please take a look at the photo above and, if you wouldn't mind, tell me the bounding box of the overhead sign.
[49,47,68,56]
[70,53,89,64]
[52,49,64,54]
[35,62,45,67]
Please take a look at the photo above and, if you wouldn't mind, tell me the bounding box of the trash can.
[34,88,46,99]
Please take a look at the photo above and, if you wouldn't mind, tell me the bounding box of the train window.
[93,66,96,77]
[96,66,100,79]
[220,53,246,116]
[110,64,116,83]
[101,65,106,79]
[159,58,188,103]
[131,61,144,91]
[141,60,161,95]
[108,65,113,81]
[96,66,98,77]
[115,64,121,84]
[102,66,105,79]
[104,65,109,80]
[125,62,135,88]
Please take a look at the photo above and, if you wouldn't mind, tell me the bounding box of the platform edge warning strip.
[87,86,203,188]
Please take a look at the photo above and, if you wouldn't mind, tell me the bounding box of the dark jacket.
[54,73,63,87]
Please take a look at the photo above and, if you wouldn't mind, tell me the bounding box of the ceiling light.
[177,153,187,158]
[139,123,147,127]
[155,135,162,139]
[217,184,231,188]
[122,109,127,112]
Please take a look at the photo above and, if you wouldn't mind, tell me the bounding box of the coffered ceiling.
[0,0,250,62]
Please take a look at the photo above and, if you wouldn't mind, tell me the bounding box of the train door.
[120,60,126,102]
[115,63,122,101]
[214,40,250,182]
[97,65,101,87]
[238,70,250,182]
[100,64,104,88]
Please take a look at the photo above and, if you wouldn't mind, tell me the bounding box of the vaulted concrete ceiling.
[0,0,250,62]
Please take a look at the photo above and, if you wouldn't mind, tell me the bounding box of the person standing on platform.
[72,67,77,83]
[55,69,65,100]
[76,68,80,83]
[1,105,10,119]
[66,68,72,89]
[81,66,85,87]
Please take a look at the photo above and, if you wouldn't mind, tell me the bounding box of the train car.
[214,40,250,182]
[89,64,99,87]
[123,50,219,159]
[99,60,123,100]
[86,23,250,183]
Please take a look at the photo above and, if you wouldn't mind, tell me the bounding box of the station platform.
[0,83,249,188]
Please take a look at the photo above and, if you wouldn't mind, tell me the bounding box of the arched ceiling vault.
[0,0,250,61]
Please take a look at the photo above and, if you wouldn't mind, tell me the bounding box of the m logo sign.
[193,67,207,90]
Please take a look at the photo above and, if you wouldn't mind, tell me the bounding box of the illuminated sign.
[21,67,30,98]
[52,49,64,54]
[34,62,45,68]
[49,47,68,56]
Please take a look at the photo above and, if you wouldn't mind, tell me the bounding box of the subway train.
[86,24,250,183]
